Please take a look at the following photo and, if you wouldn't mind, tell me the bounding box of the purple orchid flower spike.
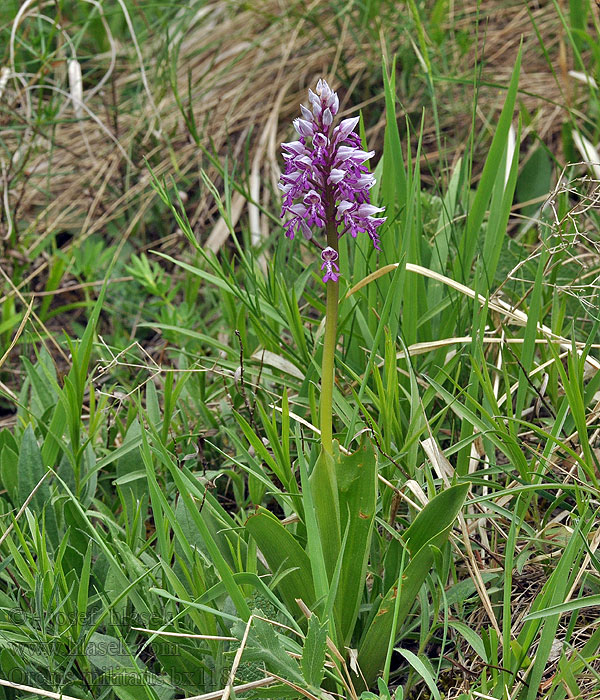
[279,78,385,283]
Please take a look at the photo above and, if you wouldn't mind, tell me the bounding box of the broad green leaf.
[111,678,173,700]
[308,447,340,581]
[297,435,329,608]
[245,508,315,616]
[17,425,58,547]
[145,379,160,427]
[76,541,93,639]
[86,632,143,672]
[444,572,496,607]
[447,621,488,663]
[138,322,230,354]
[116,419,147,503]
[0,445,18,502]
[113,471,146,486]
[515,147,552,220]
[199,572,301,631]
[174,496,233,571]
[378,678,395,699]
[357,483,469,687]
[478,119,520,291]
[17,425,47,508]
[402,482,470,556]
[22,355,57,414]
[334,439,377,646]
[54,471,151,617]
[396,649,441,700]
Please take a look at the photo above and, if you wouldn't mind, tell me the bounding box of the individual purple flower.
[279,79,385,283]
[321,247,340,283]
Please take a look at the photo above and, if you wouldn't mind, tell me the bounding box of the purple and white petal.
[356,203,385,217]
[330,93,339,115]
[281,140,307,155]
[333,116,360,141]
[300,219,313,239]
[354,174,376,189]
[300,104,313,121]
[328,169,346,184]
[293,118,314,138]
[293,155,313,170]
[335,146,374,164]
[280,170,303,183]
[289,203,308,216]
[337,200,354,216]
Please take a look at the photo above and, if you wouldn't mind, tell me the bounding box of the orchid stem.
[320,223,339,455]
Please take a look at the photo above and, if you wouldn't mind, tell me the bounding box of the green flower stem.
[320,220,339,455]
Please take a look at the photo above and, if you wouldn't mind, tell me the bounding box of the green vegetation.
[1,1,600,699]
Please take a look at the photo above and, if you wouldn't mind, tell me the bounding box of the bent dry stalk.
[279,78,386,453]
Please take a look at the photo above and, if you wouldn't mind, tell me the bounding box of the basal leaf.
[357,483,469,687]
[245,508,315,616]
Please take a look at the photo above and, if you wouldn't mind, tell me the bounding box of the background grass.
[1,0,600,699]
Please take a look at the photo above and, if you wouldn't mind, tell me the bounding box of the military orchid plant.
[148,71,473,694]
[279,79,385,454]
[243,78,468,695]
